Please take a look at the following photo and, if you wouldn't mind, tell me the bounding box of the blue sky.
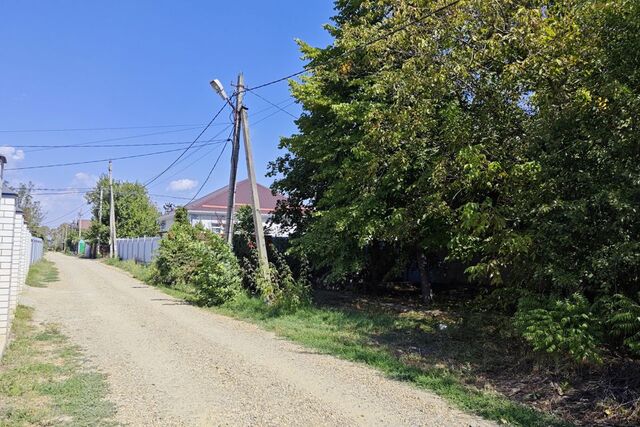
[0,1,335,226]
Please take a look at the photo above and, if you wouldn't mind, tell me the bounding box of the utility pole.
[223,74,245,245]
[78,210,82,240]
[238,77,269,280]
[98,187,103,257]
[108,161,118,259]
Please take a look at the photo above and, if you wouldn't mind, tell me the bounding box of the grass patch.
[103,258,152,283]
[0,305,116,426]
[104,258,565,426]
[26,259,59,288]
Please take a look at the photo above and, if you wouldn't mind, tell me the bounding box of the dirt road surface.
[22,252,495,426]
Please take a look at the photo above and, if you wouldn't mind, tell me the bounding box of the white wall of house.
[159,209,286,237]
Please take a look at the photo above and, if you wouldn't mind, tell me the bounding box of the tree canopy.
[84,177,160,242]
[270,0,640,358]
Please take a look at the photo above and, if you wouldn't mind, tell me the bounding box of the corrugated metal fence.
[30,237,43,265]
[116,237,161,264]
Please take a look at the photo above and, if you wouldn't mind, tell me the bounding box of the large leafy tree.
[270,0,640,313]
[84,177,160,241]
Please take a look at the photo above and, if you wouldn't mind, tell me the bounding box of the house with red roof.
[158,179,287,236]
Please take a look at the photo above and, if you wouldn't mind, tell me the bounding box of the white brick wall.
[0,195,16,353]
[0,197,35,357]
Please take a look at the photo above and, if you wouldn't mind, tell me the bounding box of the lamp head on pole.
[210,79,229,101]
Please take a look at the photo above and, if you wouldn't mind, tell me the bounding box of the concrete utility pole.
[223,74,245,245]
[98,186,103,257]
[108,161,118,259]
[78,210,82,240]
[238,77,270,280]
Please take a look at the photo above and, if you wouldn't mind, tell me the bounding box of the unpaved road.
[22,252,494,426]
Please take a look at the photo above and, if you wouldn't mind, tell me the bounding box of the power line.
[24,125,212,153]
[188,128,234,203]
[144,102,230,186]
[7,141,222,171]
[10,139,229,149]
[147,124,234,188]
[0,123,218,133]
[246,0,463,92]
[252,100,297,126]
[246,88,297,119]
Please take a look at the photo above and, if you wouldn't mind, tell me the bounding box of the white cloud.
[168,178,198,192]
[72,172,97,186]
[0,145,25,161]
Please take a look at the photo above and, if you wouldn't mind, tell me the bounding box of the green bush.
[603,294,640,356]
[258,248,311,311]
[152,216,242,306]
[515,293,602,364]
[190,235,242,306]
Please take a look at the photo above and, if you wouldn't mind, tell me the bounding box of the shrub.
[515,293,602,364]
[258,248,311,311]
[190,234,242,306]
[152,218,242,306]
[603,294,640,356]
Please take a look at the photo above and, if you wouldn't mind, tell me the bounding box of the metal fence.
[116,237,161,264]
[30,237,43,265]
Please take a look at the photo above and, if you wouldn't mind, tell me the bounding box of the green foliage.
[269,0,640,360]
[233,205,310,310]
[174,206,188,225]
[604,294,640,356]
[8,181,45,237]
[84,176,160,240]
[152,220,241,306]
[189,232,242,306]
[515,294,602,364]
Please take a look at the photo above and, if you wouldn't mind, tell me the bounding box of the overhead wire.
[245,0,463,92]
[22,125,211,153]
[6,142,223,171]
[187,127,234,203]
[0,123,213,133]
[11,139,230,149]
[144,101,231,186]
[245,88,297,119]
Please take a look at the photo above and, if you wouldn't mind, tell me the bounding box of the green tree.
[270,0,640,358]
[84,177,160,240]
[8,182,45,237]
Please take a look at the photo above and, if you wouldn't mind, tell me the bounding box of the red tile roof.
[78,219,92,230]
[185,179,285,213]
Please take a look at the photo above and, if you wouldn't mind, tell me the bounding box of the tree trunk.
[417,250,433,304]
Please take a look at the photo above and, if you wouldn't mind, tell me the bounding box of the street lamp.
[210,79,234,108]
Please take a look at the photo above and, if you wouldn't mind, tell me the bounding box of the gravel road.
[22,252,495,426]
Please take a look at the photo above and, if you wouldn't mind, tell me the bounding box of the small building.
[77,219,92,233]
[159,179,287,236]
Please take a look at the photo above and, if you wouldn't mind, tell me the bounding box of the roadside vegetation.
[104,1,639,425]
[0,305,115,426]
[104,208,563,426]
[25,259,59,288]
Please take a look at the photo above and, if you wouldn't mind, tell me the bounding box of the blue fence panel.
[30,237,43,265]
[115,236,161,265]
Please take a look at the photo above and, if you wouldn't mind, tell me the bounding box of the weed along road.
[22,253,494,427]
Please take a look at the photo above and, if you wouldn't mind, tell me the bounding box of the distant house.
[76,219,92,233]
[158,179,287,236]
